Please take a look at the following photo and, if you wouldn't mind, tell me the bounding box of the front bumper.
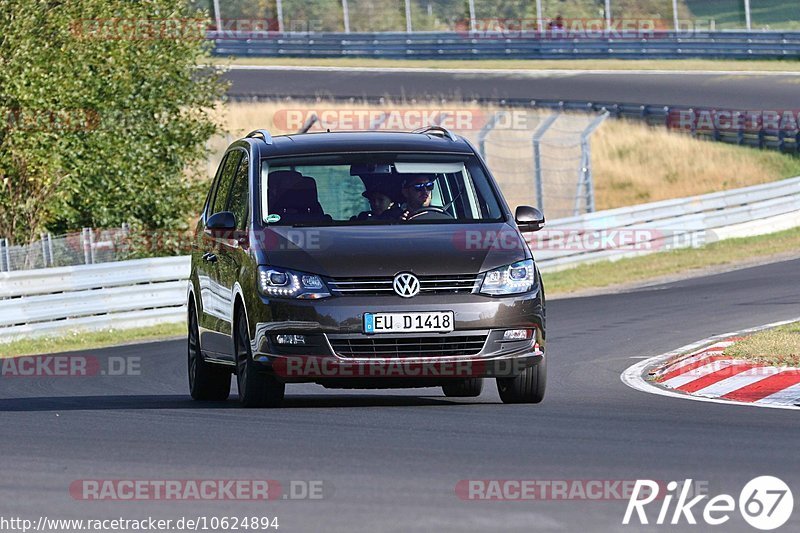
[246,290,545,385]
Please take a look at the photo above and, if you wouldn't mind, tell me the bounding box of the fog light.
[503,329,531,341]
[275,334,306,345]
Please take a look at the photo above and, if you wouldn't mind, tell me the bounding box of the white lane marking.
[692,368,784,398]
[225,65,800,77]
[620,315,800,411]
[756,382,800,406]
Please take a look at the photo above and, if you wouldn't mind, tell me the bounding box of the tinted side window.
[211,151,242,215]
[204,153,229,217]
[226,154,250,230]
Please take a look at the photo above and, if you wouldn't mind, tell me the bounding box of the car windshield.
[260,154,504,226]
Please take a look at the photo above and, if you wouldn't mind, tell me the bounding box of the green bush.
[0,0,226,246]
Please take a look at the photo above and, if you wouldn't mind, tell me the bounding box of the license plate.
[363,311,454,334]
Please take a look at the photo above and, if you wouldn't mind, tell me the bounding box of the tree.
[0,0,226,245]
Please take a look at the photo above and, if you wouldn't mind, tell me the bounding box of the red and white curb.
[621,317,800,411]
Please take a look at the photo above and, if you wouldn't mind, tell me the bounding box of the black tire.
[496,358,546,404]
[235,311,285,408]
[188,303,231,401]
[442,378,483,398]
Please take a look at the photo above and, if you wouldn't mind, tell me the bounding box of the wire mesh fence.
[0,227,135,272]
[192,0,800,33]
[459,110,608,219]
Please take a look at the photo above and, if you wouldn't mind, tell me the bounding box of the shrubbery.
[0,0,226,245]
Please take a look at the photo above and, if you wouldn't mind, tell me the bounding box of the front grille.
[327,334,488,358]
[328,274,479,296]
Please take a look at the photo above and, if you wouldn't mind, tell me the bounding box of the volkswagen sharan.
[187,127,546,407]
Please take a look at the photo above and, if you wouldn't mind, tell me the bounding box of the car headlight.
[258,266,331,299]
[478,259,536,296]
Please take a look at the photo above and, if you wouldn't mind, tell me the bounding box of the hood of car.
[252,223,530,278]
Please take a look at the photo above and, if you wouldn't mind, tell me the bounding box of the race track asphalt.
[224,67,800,109]
[2,257,799,532]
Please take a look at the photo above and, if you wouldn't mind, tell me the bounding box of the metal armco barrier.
[533,176,800,271]
[210,31,800,59]
[0,257,189,342]
[1,176,798,341]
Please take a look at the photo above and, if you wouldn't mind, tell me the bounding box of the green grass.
[686,0,800,30]
[542,225,800,295]
[0,322,184,358]
[210,57,800,72]
[724,322,800,366]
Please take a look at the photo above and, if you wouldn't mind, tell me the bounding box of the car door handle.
[202,252,217,263]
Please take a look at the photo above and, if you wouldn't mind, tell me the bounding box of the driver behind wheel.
[400,174,436,218]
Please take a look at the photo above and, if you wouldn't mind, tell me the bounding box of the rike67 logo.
[623,477,793,530]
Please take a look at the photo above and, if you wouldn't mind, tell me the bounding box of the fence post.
[40,233,49,268]
[46,232,54,267]
[369,112,388,130]
[744,0,752,31]
[276,0,285,33]
[299,113,319,133]
[89,228,96,264]
[81,228,91,264]
[342,0,350,33]
[431,112,449,126]
[477,111,504,160]
[575,111,610,215]
[404,0,412,33]
[531,113,560,213]
[535,0,544,32]
[468,0,477,32]
[211,0,222,33]
[672,0,680,31]
[0,238,7,272]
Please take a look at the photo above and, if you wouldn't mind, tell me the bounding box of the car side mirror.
[204,211,236,238]
[515,206,545,232]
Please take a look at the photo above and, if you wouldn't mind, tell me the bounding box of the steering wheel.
[405,207,453,221]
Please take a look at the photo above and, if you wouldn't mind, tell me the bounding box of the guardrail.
[1,177,798,342]
[0,257,188,342]
[210,31,800,59]
[533,176,800,271]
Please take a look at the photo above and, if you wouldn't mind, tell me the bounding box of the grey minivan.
[187,127,546,407]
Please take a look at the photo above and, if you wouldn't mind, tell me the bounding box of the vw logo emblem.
[393,272,420,298]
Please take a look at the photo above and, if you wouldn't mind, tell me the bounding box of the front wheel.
[235,311,285,408]
[188,303,231,401]
[496,359,546,404]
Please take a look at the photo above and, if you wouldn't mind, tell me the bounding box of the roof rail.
[411,125,457,141]
[246,129,273,145]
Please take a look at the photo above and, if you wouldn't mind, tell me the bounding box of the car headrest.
[268,170,321,214]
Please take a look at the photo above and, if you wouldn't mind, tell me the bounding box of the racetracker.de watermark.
[71,18,207,40]
[668,109,800,133]
[68,479,328,501]
[71,18,322,41]
[455,479,708,501]
[0,355,140,378]
[272,357,541,379]
[3,108,100,132]
[272,108,543,132]
[454,228,709,252]
[458,18,716,39]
